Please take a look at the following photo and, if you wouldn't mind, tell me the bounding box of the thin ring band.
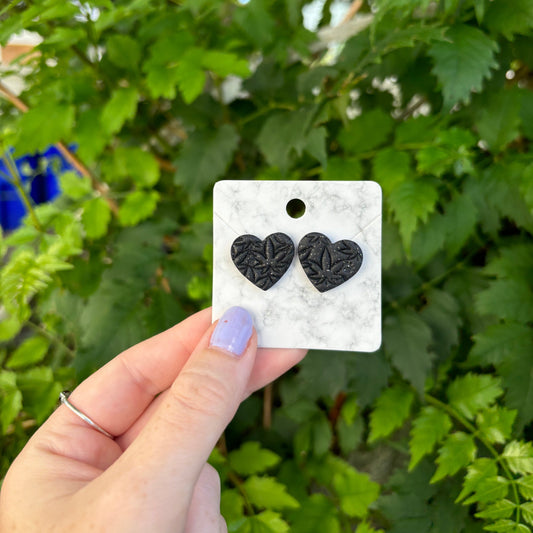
[59,391,114,439]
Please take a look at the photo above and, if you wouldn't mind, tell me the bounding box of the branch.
[0,81,119,215]
[341,0,363,24]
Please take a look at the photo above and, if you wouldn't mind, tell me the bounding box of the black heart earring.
[231,233,294,291]
[298,232,363,292]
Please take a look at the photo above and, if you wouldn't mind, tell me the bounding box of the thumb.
[100,306,255,530]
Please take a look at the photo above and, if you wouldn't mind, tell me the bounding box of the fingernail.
[210,306,253,357]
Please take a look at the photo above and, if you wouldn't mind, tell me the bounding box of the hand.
[0,306,306,532]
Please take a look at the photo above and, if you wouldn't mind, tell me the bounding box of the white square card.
[212,180,382,352]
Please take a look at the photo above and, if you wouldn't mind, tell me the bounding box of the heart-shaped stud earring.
[231,233,295,291]
[298,232,363,292]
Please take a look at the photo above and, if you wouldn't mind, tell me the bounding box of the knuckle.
[170,367,230,418]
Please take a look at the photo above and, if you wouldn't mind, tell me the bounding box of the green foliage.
[229,442,281,476]
[1,0,533,530]
[409,406,452,471]
[428,24,498,109]
[368,385,414,443]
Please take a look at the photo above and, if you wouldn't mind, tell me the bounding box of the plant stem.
[227,470,255,516]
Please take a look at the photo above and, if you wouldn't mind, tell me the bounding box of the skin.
[0,308,306,533]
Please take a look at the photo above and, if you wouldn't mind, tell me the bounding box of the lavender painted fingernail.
[210,306,253,357]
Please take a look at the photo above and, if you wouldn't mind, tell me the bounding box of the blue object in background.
[0,146,75,231]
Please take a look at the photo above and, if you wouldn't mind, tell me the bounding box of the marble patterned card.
[212,180,382,352]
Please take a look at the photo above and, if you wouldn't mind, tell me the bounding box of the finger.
[220,516,228,533]
[185,464,222,533]
[117,346,307,450]
[97,307,256,528]
[46,308,212,438]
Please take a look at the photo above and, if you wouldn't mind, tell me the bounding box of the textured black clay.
[298,232,363,292]
[231,233,295,290]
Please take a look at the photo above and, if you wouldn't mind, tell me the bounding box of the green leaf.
[475,279,533,323]
[106,34,141,70]
[74,109,110,164]
[409,406,452,471]
[202,50,250,78]
[228,442,280,476]
[174,124,239,201]
[256,107,318,171]
[6,336,49,369]
[518,475,533,499]
[142,32,194,99]
[383,310,434,393]
[410,211,446,267]
[521,502,533,526]
[304,126,327,166]
[368,385,414,443]
[105,147,160,187]
[447,373,503,420]
[484,0,533,39]
[16,367,62,424]
[415,146,451,177]
[355,523,384,533]
[340,395,359,425]
[242,476,299,511]
[337,415,364,456]
[388,179,439,250]
[379,492,432,533]
[101,87,139,135]
[59,171,92,199]
[482,163,533,233]
[16,102,75,154]
[0,314,22,342]
[372,148,411,195]
[502,441,533,475]
[441,194,478,257]
[475,499,516,521]
[321,157,362,181]
[428,24,498,109]
[476,89,522,151]
[338,108,394,154]
[332,467,380,518]
[288,494,341,533]
[476,406,517,444]
[82,197,112,240]
[294,411,333,457]
[431,432,477,483]
[468,323,533,367]
[0,370,22,434]
[485,243,533,283]
[499,351,533,430]
[220,489,244,522]
[419,288,461,358]
[233,0,276,48]
[463,476,509,506]
[118,190,160,227]
[175,48,206,104]
[247,510,290,533]
[484,520,531,532]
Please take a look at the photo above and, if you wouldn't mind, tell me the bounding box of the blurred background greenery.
[1,0,533,531]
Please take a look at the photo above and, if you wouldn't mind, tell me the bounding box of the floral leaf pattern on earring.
[298,232,363,292]
[231,233,294,290]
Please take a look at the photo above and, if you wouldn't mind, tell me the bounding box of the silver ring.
[59,391,114,439]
